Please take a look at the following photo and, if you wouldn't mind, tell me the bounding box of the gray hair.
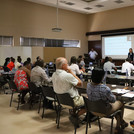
[56,57,67,69]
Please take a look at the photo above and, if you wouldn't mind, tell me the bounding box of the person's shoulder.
[87,82,92,87]
[104,62,108,66]
[73,64,79,67]
[100,84,110,91]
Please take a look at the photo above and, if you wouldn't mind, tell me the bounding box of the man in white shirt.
[31,60,51,87]
[31,60,52,108]
[122,58,134,76]
[52,57,88,126]
[52,57,82,98]
[103,57,117,73]
[89,48,98,61]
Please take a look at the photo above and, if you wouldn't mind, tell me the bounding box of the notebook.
[111,88,130,94]
[122,91,134,98]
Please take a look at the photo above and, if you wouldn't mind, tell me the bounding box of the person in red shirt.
[7,58,15,71]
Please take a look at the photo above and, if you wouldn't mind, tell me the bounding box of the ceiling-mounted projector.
[52,27,62,32]
[52,0,63,32]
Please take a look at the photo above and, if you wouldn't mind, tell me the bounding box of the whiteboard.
[0,46,32,65]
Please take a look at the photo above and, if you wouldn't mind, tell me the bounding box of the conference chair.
[83,96,121,134]
[38,86,57,119]
[56,93,84,134]
[8,80,22,110]
[0,75,8,94]
[28,82,42,109]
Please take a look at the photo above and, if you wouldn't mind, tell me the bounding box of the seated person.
[27,57,33,68]
[7,57,15,71]
[15,56,22,70]
[14,61,31,104]
[77,57,85,73]
[87,68,128,134]
[52,57,85,122]
[3,57,10,72]
[69,56,82,75]
[78,55,85,67]
[103,57,117,73]
[122,58,134,76]
[30,60,52,108]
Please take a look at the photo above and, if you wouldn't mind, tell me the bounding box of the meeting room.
[1,0,134,134]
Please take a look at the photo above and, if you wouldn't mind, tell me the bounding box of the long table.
[107,74,134,86]
[77,81,134,103]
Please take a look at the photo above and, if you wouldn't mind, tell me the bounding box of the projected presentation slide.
[102,34,134,59]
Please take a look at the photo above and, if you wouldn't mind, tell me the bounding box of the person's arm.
[113,67,117,72]
[131,64,134,71]
[23,67,31,77]
[41,69,52,83]
[67,68,82,87]
[112,63,117,71]
[106,87,116,103]
[75,64,81,75]
[95,51,98,56]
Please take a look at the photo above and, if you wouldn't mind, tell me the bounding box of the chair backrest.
[41,86,55,98]
[8,80,18,91]
[56,93,74,108]
[28,82,37,91]
[83,96,108,115]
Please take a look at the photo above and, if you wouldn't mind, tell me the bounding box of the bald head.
[56,57,68,70]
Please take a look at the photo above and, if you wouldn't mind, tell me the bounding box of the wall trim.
[86,28,134,36]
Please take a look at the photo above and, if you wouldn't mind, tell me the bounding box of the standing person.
[87,68,128,134]
[128,48,134,63]
[88,48,98,62]
[121,58,134,76]
[14,61,31,104]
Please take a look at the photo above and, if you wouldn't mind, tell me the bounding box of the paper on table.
[111,88,130,94]
[122,92,134,98]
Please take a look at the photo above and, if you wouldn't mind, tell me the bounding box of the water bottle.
[80,73,83,80]
[46,65,49,76]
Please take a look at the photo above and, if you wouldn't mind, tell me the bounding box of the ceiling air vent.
[84,7,92,10]
[82,0,96,3]
[114,0,124,4]
[95,4,104,8]
[65,2,75,5]
[60,1,75,5]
